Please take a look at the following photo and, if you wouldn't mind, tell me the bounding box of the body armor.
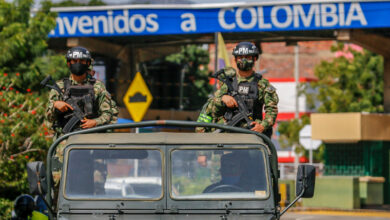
[224,74,262,122]
[55,78,97,132]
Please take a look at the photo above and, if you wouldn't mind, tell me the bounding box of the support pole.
[214,32,219,91]
[294,45,299,119]
[294,44,300,173]
[179,66,186,110]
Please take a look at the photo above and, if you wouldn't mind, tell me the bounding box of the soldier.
[46,46,118,135]
[45,46,118,205]
[198,42,278,138]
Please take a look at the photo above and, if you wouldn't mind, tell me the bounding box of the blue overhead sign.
[49,1,390,38]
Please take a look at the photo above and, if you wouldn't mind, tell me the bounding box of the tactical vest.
[224,73,263,122]
[64,78,97,117]
[56,78,98,131]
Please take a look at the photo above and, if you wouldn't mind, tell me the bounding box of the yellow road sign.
[123,72,153,122]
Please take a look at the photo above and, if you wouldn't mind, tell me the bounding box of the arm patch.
[266,85,276,92]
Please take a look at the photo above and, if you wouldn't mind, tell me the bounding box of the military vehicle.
[26,120,315,220]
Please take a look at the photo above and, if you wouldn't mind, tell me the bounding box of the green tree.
[0,0,69,217]
[278,115,310,150]
[166,45,212,110]
[277,43,383,161]
[306,43,384,113]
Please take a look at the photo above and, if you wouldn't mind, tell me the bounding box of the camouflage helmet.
[232,42,259,59]
[66,47,92,62]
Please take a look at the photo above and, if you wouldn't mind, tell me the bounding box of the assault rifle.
[212,69,267,129]
[40,75,86,133]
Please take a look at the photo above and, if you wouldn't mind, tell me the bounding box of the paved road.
[283,211,390,220]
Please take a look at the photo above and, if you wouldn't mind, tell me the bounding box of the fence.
[278,163,324,180]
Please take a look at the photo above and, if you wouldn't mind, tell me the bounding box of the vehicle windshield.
[65,148,162,200]
[171,147,269,199]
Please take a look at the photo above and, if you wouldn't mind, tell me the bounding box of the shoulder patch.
[257,78,268,89]
[253,72,262,80]
[266,85,276,92]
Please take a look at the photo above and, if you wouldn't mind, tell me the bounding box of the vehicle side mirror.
[27,162,47,196]
[296,165,316,198]
[281,164,316,216]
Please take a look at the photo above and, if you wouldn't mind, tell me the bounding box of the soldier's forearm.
[213,96,224,107]
[260,113,277,130]
[46,101,58,123]
[259,121,270,130]
[255,119,269,130]
[94,112,112,126]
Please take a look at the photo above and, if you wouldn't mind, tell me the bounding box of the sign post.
[123,72,153,127]
[299,125,322,164]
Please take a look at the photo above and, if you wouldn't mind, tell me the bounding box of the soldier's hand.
[54,101,74,112]
[222,95,238,108]
[81,119,97,129]
[250,121,265,133]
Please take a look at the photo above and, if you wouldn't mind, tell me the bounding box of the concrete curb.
[289,207,390,218]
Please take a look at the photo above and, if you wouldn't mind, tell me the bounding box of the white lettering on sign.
[93,15,108,34]
[236,8,257,29]
[346,3,367,26]
[293,4,320,27]
[146,14,158,32]
[218,3,367,30]
[321,4,338,27]
[49,3,368,36]
[257,7,271,29]
[51,10,159,35]
[107,10,114,33]
[218,8,236,30]
[181,13,196,32]
[63,17,78,35]
[79,16,93,34]
[114,10,129,33]
[338,3,345,26]
[271,6,293,28]
[130,14,146,33]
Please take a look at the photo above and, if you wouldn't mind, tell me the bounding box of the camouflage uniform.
[196,98,220,133]
[202,67,279,133]
[195,70,236,133]
[46,75,118,203]
[46,75,118,134]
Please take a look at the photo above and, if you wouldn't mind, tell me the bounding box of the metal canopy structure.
[48,0,390,112]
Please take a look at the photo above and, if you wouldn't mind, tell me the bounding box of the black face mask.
[70,63,89,76]
[236,58,254,71]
